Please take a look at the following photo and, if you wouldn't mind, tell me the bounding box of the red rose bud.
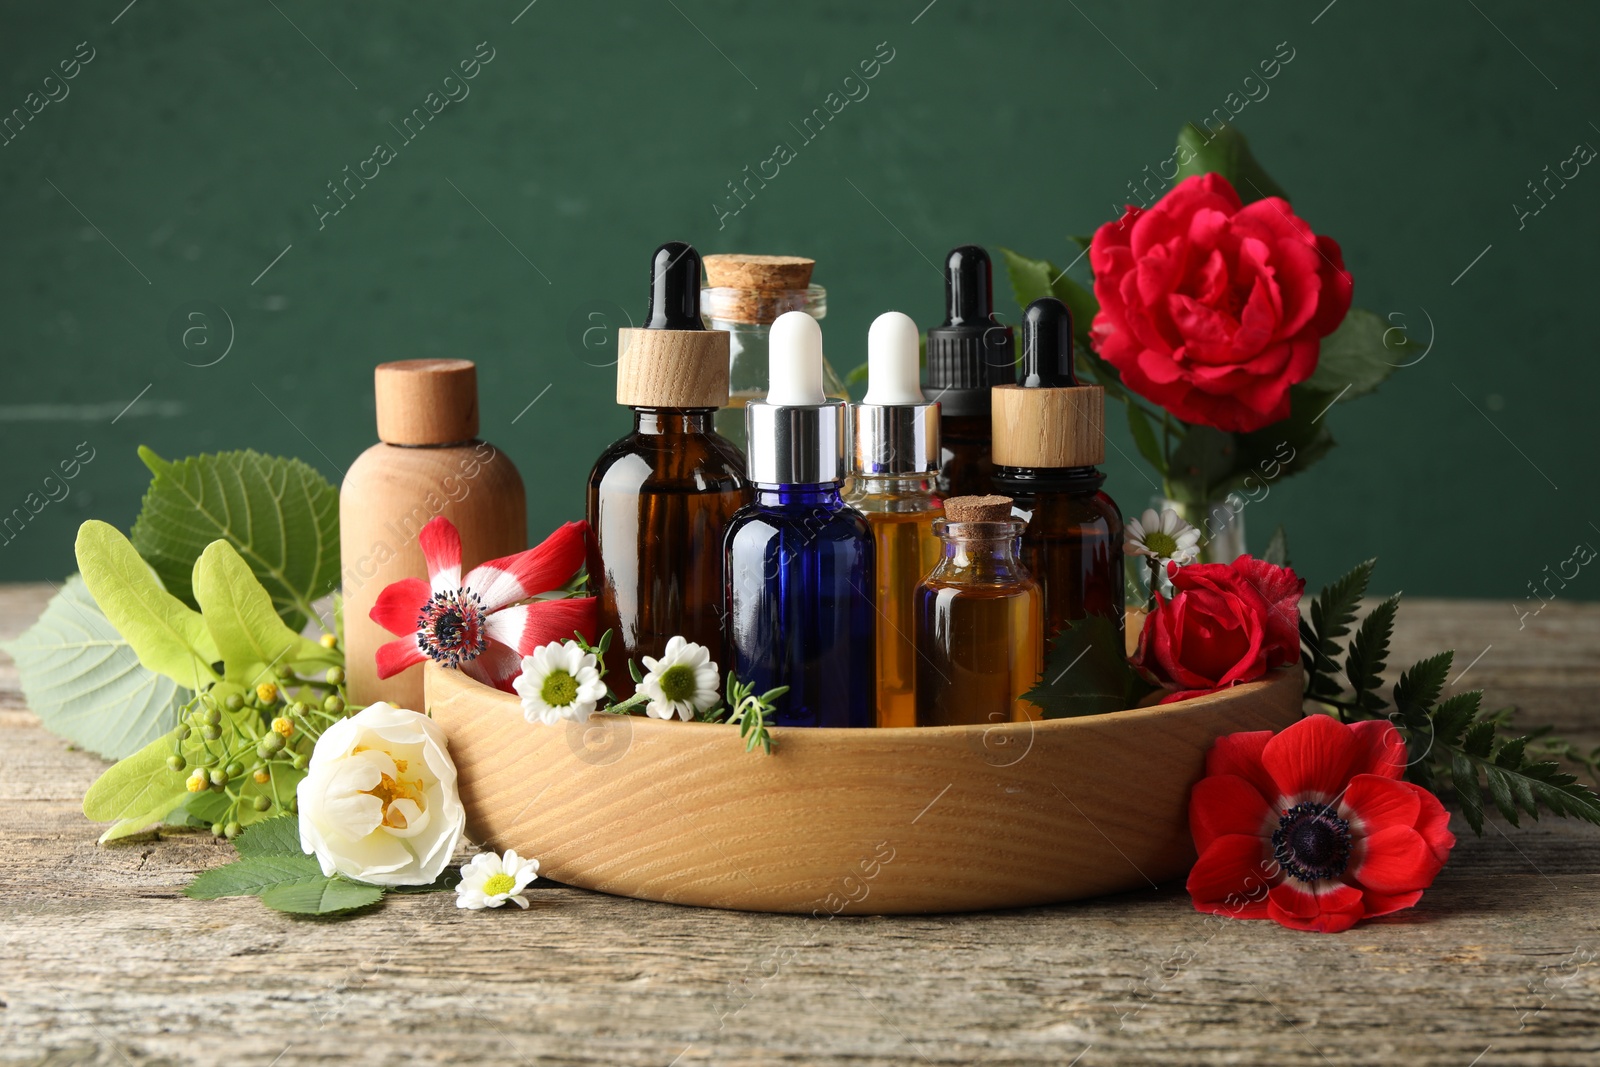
[1088,173,1353,433]
[1133,555,1303,702]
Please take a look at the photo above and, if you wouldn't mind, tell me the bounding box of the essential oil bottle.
[924,246,1015,499]
[913,495,1042,728]
[844,311,942,728]
[701,253,846,454]
[587,242,748,698]
[992,298,1124,641]
[724,311,875,728]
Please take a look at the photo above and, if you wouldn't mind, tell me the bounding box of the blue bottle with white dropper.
[723,311,875,728]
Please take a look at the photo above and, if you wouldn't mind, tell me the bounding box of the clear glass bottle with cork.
[844,311,942,728]
[341,359,527,710]
[701,253,846,453]
[913,494,1042,727]
[587,242,749,698]
[924,246,1015,499]
[992,298,1125,642]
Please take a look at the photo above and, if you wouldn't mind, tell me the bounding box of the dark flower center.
[415,589,487,669]
[1271,802,1352,883]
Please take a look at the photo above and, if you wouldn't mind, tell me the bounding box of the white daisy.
[455,849,540,910]
[1125,507,1202,566]
[638,636,720,721]
[513,640,606,725]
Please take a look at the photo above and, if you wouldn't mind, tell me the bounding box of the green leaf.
[1344,594,1399,715]
[1125,404,1167,475]
[1050,273,1100,340]
[191,540,333,686]
[1224,385,1337,496]
[1303,309,1401,400]
[185,854,325,900]
[2,575,188,759]
[1023,616,1153,718]
[82,728,189,843]
[130,448,340,632]
[1174,123,1290,203]
[1301,558,1374,702]
[999,247,1058,310]
[1261,525,1289,567]
[1451,752,1486,835]
[74,521,220,692]
[1393,652,1453,722]
[233,815,304,858]
[1167,425,1237,494]
[1433,691,1482,748]
[259,877,385,915]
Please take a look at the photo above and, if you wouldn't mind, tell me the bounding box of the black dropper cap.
[924,245,1015,417]
[644,241,707,330]
[1019,297,1077,388]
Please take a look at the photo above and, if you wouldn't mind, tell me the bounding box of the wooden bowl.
[425,661,1303,915]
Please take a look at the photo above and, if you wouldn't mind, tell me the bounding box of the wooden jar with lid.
[341,359,526,710]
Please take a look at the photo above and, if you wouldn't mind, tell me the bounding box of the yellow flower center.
[659,664,697,703]
[541,669,579,707]
[1144,530,1180,557]
[362,770,426,829]
[482,872,516,896]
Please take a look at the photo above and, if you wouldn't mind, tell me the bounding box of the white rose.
[297,702,466,887]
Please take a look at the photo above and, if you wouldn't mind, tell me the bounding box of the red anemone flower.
[1187,714,1455,933]
[371,516,596,693]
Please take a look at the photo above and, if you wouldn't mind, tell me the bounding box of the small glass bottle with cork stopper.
[913,494,1042,728]
[341,359,527,711]
[924,246,1016,498]
[992,297,1124,642]
[701,253,846,453]
[587,242,749,698]
[844,310,943,728]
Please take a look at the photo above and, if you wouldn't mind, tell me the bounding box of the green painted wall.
[3,1,1595,607]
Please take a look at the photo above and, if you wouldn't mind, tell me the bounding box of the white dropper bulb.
[862,311,925,405]
[766,310,827,406]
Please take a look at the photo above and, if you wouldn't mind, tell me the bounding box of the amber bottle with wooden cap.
[913,495,1042,727]
[701,252,846,453]
[342,359,526,710]
[992,298,1124,642]
[588,242,747,698]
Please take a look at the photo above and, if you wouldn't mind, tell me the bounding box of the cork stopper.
[944,495,1013,522]
[616,242,730,409]
[991,298,1105,468]
[374,359,478,446]
[703,254,814,290]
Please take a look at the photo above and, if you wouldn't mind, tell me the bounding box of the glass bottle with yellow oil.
[913,495,1042,728]
[845,311,942,728]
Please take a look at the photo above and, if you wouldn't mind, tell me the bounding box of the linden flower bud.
[325,665,345,684]
[320,633,339,650]
[253,768,271,785]
[296,702,465,887]
[256,682,279,705]
[272,717,294,738]
[186,769,208,793]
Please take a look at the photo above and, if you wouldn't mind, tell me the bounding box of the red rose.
[1187,714,1456,933]
[1089,172,1353,432]
[1134,555,1303,702]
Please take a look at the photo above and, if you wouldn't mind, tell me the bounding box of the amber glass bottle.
[913,496,1042,728]
[993,298,1124,644]
[587,242,748,697]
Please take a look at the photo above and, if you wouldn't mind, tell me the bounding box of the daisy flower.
[514,640,606,725]
[455,849,540,910]
[370,516,597,692]
[638,636,720,721]
[1125,507,1202,567]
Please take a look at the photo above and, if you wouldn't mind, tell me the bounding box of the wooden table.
[3,585,1597,1066]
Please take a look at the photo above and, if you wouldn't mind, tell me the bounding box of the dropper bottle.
[992,297,1124,642]
[587,242,748,697]
[724,311,875,728]
[924,246,1015,498]
[844,311,942,728]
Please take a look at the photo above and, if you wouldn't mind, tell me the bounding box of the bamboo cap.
[944,495,1014,522]
[991,383,1105,467]
[374,359,478,445]
[616,242,730,408]
[702,254,814,290]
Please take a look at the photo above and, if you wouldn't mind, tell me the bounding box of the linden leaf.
[191,539,334,687]
[82,728,190,843]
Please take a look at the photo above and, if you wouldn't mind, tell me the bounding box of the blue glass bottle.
[724,312,875,728]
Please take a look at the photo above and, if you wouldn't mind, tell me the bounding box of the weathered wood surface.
[2,583,1597,1066]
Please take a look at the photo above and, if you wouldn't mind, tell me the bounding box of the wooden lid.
[991,383,1105,468]
[374,359,478,445]
[702,254,814,290]
[944,495,1013,522]
[616,328,731,408]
